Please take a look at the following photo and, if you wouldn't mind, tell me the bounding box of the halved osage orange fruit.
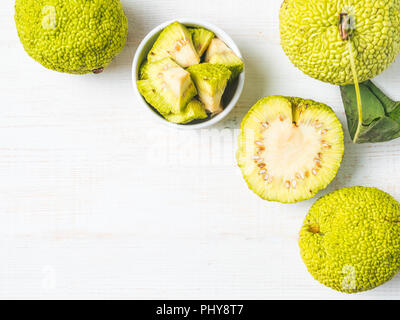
[237,96,344,203]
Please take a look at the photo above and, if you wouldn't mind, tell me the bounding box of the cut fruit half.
[148,22,200,68]
[205,38,244,80]
[187,63,231,114]
[237,96,344,203]
[137,60,197,115]
[165,99,208,124]
[189,28,215,57]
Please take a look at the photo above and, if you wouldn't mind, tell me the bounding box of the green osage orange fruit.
[15,0,128,74]
[280,0,400,86]
[300,187,400,293]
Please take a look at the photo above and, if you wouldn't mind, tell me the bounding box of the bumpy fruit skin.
[190,28,215,57]
[15,0,128,74]
[165,99,208,124]
[147,22,199,68]
[280,0,400,85]
[300,187,400,293]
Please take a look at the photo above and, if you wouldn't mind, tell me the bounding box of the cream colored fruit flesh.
[170,40,199,68]
[199,91,224,114]
[162,67,192,97]
[259,118,325,187]
[205,38,232,61]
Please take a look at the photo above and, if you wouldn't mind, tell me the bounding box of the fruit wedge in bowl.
[133,20,245,129]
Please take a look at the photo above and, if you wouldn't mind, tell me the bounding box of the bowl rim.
[131,18,245,130]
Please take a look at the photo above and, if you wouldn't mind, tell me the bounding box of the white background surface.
[1,0,400,300]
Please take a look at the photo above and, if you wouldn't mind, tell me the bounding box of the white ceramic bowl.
[132,19,245,129]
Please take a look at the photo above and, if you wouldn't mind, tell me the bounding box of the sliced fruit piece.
[189,27,215,57]
[137,80,171,115]
[148,22,200,68]
[237,96,344,204]
[139,57,181,80]
[137,63,197,115]
[205,38,244,80]
[187,63,231,114]
[165,99,208,124]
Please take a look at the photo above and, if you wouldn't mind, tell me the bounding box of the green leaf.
[340,80,400,144]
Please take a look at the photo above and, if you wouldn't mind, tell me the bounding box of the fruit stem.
[93,67,104,74]
[340,13,362,143]
[347,42,362,144]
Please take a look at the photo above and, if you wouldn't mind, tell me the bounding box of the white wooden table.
[1,0,400,300]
